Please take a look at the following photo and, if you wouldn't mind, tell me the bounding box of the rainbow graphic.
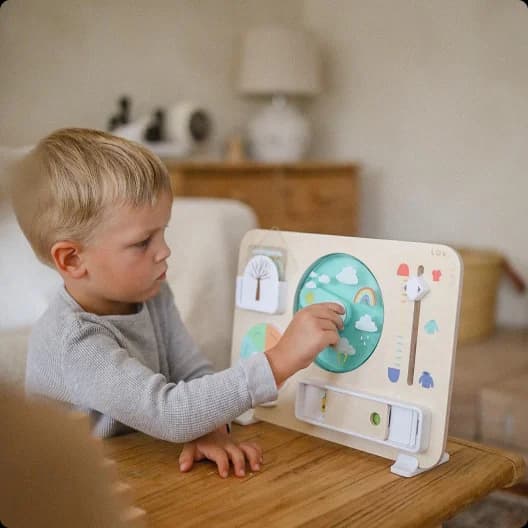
[353,287,377,306]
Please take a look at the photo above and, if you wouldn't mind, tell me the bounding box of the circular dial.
[240,323,282,360]
[294,253,384,373]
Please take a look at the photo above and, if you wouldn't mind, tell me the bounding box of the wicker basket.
[456,248,504,344]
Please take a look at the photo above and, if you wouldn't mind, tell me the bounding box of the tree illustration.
[249,256,273,301]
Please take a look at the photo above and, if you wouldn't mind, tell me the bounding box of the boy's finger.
[203,446,230,478]
[239,442,262,471]
[246,441,263,462]
[323,328,340,347]
[225,444,246,477]
[320,319,342,332]
[312,302,345,314]
[178,443,196,472]
[307,302,345,320]
[328,302,346,314]
[314,309,344,330]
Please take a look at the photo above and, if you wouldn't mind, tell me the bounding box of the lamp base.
[247,96,310,162]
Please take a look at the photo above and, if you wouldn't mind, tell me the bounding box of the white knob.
[335,301,348,323]
[405,276,430,301]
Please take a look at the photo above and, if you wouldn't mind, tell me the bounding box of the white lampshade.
[238,25,321,96]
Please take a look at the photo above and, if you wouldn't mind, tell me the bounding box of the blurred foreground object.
[0,385,145,528]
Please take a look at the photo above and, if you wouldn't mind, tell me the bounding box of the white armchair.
[0,185,257,386]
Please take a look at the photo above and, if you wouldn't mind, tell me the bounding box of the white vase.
[247,96,310,162]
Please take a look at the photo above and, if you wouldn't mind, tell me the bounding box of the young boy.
[11,128,343,478]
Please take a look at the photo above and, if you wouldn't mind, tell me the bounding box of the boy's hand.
[265,302,344,387]
[179,426,263,478]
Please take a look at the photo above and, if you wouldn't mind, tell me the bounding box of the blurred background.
[2,1,528,516]
[1,0,526,328]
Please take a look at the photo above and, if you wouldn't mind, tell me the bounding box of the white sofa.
[0,196,257,387]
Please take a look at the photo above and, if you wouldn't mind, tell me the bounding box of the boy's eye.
[135,236,151,249]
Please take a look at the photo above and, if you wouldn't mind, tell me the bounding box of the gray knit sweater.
[25,282,277,442]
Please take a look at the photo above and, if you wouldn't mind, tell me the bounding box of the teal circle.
[240,323,267,360]
[294,253,384,373]
[240,323,281,360]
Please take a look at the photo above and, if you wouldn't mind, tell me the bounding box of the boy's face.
[75,191,173,315]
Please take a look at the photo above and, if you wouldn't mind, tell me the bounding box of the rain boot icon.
[388,367,400,383]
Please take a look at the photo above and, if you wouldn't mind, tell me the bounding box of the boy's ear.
[50,241,87,279]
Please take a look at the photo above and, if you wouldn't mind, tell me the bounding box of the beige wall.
[1,0,526,327]
[0,0,301,148]
[303,0,528,327]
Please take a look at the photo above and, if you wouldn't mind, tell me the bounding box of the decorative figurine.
[108,96,131,131]
[144,109,165,143]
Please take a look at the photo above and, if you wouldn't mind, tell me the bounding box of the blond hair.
[11,128,171,266]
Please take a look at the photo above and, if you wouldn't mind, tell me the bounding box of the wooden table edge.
[448,435,526,487]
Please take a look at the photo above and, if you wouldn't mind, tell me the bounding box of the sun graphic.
[304,291,315,304]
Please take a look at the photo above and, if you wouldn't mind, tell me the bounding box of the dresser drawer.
[175,172,284,229]
[282,174,357,228]
[168,163,359,235]
[283,175,355,211]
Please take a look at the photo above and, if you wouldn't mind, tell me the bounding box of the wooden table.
[103,422,525,528]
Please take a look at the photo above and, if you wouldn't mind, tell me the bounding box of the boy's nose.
[156,239,171,262]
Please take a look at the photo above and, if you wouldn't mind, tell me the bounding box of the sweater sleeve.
[61,319,277,443]
[155,283,214,383]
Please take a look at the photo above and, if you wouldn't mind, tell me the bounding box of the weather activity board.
[231,230,463,477]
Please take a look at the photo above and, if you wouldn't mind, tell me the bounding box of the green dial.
[294,253,384,373]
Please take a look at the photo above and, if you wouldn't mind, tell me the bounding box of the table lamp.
[238,25,321,162]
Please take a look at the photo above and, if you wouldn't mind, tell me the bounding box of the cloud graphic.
[306,280,317,289]
[318,274,330,284]
[337,337,356,355]
[310,271,318,278]
[355,314,377,332]
[336,266,358,285]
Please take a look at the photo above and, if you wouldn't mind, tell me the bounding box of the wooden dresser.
[166,162,360,235]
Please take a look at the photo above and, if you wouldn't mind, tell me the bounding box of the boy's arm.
[157,282,215,383]
[61,320,277,443]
